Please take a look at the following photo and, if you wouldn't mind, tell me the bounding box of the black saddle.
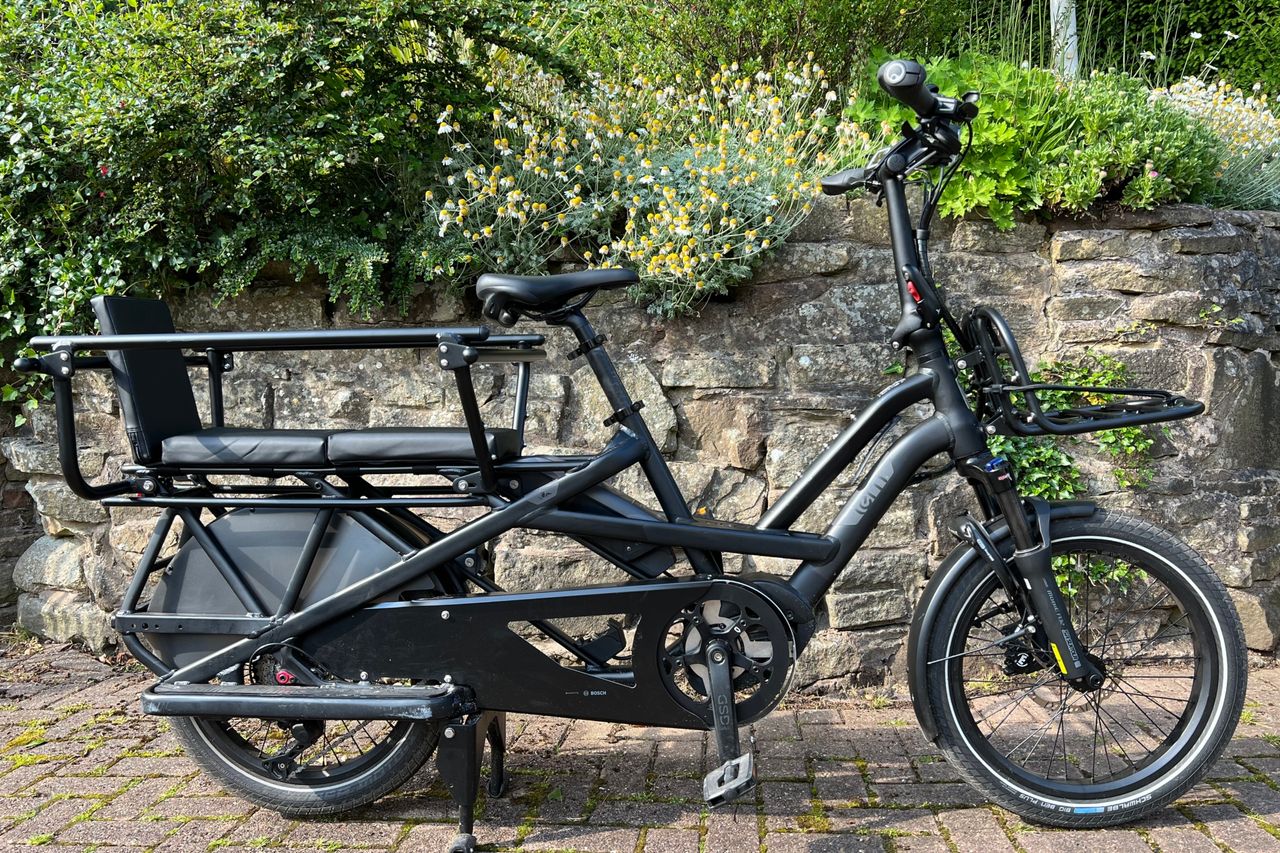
[476,268,637,325]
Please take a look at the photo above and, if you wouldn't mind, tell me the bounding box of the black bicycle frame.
[20,163,1102,699]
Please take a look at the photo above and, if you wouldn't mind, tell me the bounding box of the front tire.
[922,510,1246,827]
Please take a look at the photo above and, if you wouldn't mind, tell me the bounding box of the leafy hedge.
[0,0,554,384]
[848,54,1223,229]
[545,0,964,86]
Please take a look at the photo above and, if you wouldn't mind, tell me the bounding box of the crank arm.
[1013,499,1103,690]
[702,639,756,807]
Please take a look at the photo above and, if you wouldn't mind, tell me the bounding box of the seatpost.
[558,310,721,576]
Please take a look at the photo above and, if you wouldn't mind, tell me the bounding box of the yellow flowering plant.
[1156,77,1280,209]
[413,61,872,316]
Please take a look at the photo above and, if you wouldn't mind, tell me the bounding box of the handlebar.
[817,59,982,353]
[820,59,979,200]
[878,60,938,117]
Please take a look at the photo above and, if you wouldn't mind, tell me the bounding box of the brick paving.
[0,638,1278,852]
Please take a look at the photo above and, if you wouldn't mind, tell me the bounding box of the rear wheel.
[923,510,1246,827]
[170,658,439,816]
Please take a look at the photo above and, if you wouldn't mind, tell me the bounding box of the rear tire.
[922,510,1246,827]
[171,715,439,816]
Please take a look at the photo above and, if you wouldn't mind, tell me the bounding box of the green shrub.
[845,54,1223,228]
[542,0,966,86]
[0,0,554,413]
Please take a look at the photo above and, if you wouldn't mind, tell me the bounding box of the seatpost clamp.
[603,400,644,427]
[566,334,607,361]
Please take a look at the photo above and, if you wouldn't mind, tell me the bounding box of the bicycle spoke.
[952,543,1210,788]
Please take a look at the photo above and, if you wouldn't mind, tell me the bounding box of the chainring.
[654,580,796,726]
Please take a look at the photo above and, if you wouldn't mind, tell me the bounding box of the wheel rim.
[944,534,1222,800]
[192,716,416,790]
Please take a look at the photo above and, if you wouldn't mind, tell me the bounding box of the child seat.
[91,295,520,470]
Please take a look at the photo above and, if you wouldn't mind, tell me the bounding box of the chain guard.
[653,580,796,726]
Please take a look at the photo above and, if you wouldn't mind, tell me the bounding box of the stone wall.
[4,197,1279,694]
[0,432,38,622]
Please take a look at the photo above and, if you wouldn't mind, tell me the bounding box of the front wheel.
[922,510,1246,827]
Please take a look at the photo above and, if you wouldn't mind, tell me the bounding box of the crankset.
[655,582,796,806]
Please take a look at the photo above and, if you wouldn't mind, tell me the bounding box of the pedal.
[703,752,756,807]
[701,638,757,808]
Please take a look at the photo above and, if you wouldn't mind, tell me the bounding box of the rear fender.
[907,500,1097,742]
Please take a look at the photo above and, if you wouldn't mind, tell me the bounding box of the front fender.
[906,500,1097,743]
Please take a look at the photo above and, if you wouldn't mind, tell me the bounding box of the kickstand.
[702,639,756,808]
[435,710,507,853]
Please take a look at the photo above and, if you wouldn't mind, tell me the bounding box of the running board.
[141,682,474,721]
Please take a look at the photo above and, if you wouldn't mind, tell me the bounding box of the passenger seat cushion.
[161,429,332,467]
[326,427,521,464]
[91,295,202,464]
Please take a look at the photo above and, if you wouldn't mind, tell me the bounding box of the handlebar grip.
[819,168,871,196]
[877,59,939,118]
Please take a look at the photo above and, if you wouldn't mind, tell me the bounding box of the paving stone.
[151,818,234,852]
[55,817,175,847]
[9,642,1280,853]
[704,809,760,853]
[147,795,252,820]
[763,781,818,832]
[1017,828,1157,852]
[24,775,129,798]
[642,827,700,852]
[100,756,194,776]
[826,807,937,835]
[588,798,700,828]
[892,837,950,853]
[813,760,867,804]
[536,777,592,822]
[522,824,641,852]
[0,798,93,842]
[764,833,887,852]
[874,782,986,807]
[1223,780,1280,824]
[938,808,1015,853]
[93,779,179,821]
[285,818,405,847]
[797,709,845,727]
[1191,804,1280,852]
[1145,825,1223,853]
[400,822,466,851]
[225,808,297,843]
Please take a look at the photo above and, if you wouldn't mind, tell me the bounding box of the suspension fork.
[957,451,1105,691]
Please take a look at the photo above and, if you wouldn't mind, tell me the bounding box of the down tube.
[787,416,953,606]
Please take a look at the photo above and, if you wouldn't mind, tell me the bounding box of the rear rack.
[965,306,1204,437]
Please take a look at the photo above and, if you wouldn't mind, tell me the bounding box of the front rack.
[964,306,1204,437]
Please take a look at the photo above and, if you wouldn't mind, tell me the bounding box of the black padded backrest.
[91,295,202,464]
